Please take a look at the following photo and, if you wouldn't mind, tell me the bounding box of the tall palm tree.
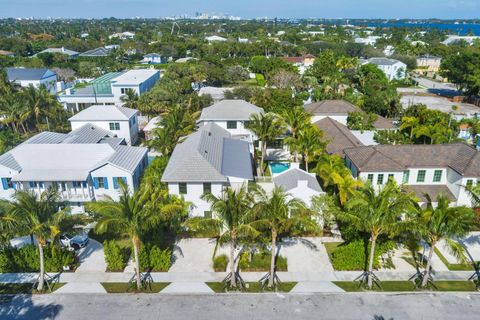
[399,116,420,140]
[281,107,311,162]
[251,186,317,288]
[0,200,16,248]
[338,181,418,289]
[415,194,474,288]
[246,112,285,176]
[336,174,363,206]
[12,188,70,291]
[314,154,347,189]
[184,187,258,288]
[22,85,56,131]
[465,183,480,208]
[295,125,325,172]
[88,182,182,290]
[120,88,139,109]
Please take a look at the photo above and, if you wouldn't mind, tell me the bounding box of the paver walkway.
[162,282,214,294]
[290,281,345,293]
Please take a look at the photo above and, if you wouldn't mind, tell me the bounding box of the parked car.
[59,233,89,250]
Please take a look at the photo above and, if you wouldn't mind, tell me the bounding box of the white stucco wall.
[168,182,224,217]
[90,164,135,201]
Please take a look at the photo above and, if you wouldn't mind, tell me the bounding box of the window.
[433,170,443,183]
[467,180,474,188]
[203,183,211,194]
[367,174,374,183]
[204,211,212,218]
[109,122,120,131]
[402,171,410,184]
[113,177,127,189]
[73,181,82,188]
[417,170,426,183]
[388,174,394,181]
[179,183,187,194]
[98,177,105,189]
[377,174,384,185]
[120,88,128,94]
[226,121,237,129]
[93,177,109,189]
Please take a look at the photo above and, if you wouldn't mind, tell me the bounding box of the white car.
[59,233,89,250]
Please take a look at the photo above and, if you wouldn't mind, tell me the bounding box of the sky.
[0,0,479,19]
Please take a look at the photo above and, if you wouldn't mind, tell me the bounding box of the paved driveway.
[438,232,480,264]
[279,237,334,273]
[169,238,216,272]
[75,239,106,273]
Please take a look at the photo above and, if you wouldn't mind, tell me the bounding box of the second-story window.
[179,183,187,194]
[467,180,474,188]
[203,183,211,195]
[367,174,374,184]
[109,122,120,131]
[377,174,384,185]
[417,170,426,183]
[227,121,237,129]
[433,170,443,183]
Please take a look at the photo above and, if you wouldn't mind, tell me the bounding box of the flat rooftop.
[111,69,159,86]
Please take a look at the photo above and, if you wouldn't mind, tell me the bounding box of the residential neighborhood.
[1,4,480,319]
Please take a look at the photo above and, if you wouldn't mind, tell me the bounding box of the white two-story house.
[344,143,480,206]
[68,105,139,145]
[161,123,254,217]
[197,99,263,144]
[6,68,58,94]
[361,58,407,81]
[58,69,160,112]
[0,133,148,214]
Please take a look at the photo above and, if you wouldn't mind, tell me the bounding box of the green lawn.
[334,281,477,292]
[434,248,476,271]
[0,283,65,294]
[206,282,297,293]
[101,282,170,293]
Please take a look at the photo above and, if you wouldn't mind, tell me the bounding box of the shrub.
[0,245,75,273]
[255,74,266,87]
[213,254,228,272]
[103,240,130,272]
[149,246,171,272]
[327,240,396,271]
[0,251,12,273]
[239,251,287,272]
[137,244,151,271]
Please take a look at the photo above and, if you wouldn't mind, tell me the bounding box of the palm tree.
[87,182,181,290]
[314,154,348,190]
[22,85,56,131]
[251,186,316,288]
[11,188,70,291]
[415,194,474,288]
[0,200,16,248]
[281,107,311,162]
[338,181,418,289]
[184,187,258,288]
[336,174,363,206]
[399,116,420,140]
[465,183,480,208]
[246,113,285,176]
[295,125,325,172]
[120,88,139,109]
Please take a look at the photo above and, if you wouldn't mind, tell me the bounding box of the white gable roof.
[199,100,263,121]
[69,105,138,122]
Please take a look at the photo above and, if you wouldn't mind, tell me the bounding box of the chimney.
[290,162,300,169]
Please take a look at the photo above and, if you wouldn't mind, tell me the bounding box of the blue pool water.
[270,162,290,175]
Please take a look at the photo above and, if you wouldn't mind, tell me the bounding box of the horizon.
[1,0,479,20]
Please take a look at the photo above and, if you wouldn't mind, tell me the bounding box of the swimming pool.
[269,162,290,175]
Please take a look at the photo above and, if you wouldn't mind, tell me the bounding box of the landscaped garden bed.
[206,282,297,293]
[101,282,170,293]
[0,283,65,294]
[334,281,477,292]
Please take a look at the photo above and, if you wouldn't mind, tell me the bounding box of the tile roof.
[314,117,364,156]
[305,100,359,115]
[199,100,263,121]
[69,105,138,121]
[273,168,322,192]
[403,185,456,202]
[344,143,480,176]
[161,123,253,183]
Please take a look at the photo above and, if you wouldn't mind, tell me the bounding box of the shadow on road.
[0,294,62,320]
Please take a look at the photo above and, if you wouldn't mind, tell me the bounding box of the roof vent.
[208,132,212,136]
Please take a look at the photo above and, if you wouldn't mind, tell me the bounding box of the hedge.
[0,245,76,273]
[239,251,287,272]
[136,244,171,272]
[103,240,131,272]
[213,254,228,272]
[327,240,396,271]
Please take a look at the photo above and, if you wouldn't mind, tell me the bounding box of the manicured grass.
[334,281,477,292]
[0,282,65,294]
[206,282,297,293]
[101,282,170,293]
[434,248,476,271]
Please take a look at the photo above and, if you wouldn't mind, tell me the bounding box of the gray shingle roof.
[79,47,112,57]
[161,123,253,183]
[6,68,55,81]
[273,168,322,192]
[69,105,138,121]
[305,100,358,115]
[314,117,364,156]
[199,100,263,121]
[344,143,480,176]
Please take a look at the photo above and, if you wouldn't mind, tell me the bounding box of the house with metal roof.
[58,69,160,112]
[34,47,79,58]
[361,57,407,80]
[162,123,254,217]
[6,68,58,94]
[69,105,139,145]
[198,100,263,143]
[344,143,480,206]
[141,53,163,64]
[272,164,324,207]
[79,47,114,58]
[0,132,148,214]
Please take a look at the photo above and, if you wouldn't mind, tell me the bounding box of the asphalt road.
[1,293,480,320]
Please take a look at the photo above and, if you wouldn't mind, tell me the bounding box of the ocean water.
[354,22,480,36]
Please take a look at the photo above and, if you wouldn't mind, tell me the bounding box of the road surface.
[1,292,479,320]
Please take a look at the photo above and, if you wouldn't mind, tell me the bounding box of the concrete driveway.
[279,237,334,273]
[75,239,107,273]
[437,232,480,264]
[169,238,216,272]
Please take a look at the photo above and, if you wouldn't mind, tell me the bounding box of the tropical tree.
[314,154,348,190]
[281,106,311,162]
[184,187,258,288]
[88,182,182,290]
[11,188,70,291]
[415,194,474,288]
[0,200,16,248]
[336,174,363,206]
[120,88,139,109]
[295,125,325,172]
[251,186,317,288]
[22,85,58,131]
[338,181,418,289]
[246,112,285,176]
[465,183,480,208]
